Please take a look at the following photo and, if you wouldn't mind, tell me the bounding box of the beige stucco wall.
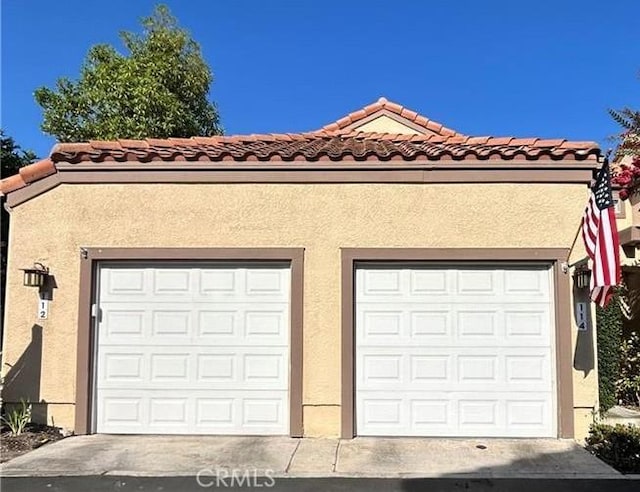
[2,182,599,440]
[353,115,423,134]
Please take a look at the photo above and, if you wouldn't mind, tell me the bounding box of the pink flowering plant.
[612,154,640,200]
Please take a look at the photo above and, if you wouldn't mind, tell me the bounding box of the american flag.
[581,161,620,307]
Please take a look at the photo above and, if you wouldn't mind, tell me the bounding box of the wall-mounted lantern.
[574,266,591,290]
[21,262,49,288]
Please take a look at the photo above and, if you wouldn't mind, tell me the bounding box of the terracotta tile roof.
[40,132,598,166]
[1,158,56,194]
[0,98,600,196]
[321,97,464,136]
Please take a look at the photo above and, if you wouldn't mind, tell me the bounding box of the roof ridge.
[2,133,600,197]
[320,97,464,137]
[47,133,601,150]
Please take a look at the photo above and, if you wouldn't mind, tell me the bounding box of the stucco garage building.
[1,98,602,440]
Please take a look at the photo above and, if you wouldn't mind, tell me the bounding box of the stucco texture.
[2,182,597,439]
[351,115,423,134]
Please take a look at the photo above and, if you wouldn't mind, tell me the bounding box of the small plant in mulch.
[586,423,640,474]
[1,399,32,436]
[1,422,65,463]
[0,399,66,463]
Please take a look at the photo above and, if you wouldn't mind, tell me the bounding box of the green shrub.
[586,423,640,473]
[617,328,640,406]
[596,293,623,411]
[1,398,32,436]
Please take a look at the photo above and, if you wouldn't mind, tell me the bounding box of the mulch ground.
[1,424,64,463]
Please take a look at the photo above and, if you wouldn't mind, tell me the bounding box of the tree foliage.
[1,130,37,178]
[609,108,640,134]
[609,72,640,196]
[609,71,640,153]
[34,4,222,142]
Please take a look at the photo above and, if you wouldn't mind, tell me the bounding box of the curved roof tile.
[38,133,599,166]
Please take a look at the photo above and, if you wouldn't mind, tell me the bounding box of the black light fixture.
[574,266,591,290]
[21,262,49,288]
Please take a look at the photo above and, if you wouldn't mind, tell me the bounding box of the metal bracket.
[561,260,590,274]
[80,247,88,260]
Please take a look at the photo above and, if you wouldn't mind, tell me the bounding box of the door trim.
[75,247,304,436]
[340,248,574,439]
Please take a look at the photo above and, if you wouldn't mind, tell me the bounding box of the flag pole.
[567,222,582,261]
[562,221,584,272]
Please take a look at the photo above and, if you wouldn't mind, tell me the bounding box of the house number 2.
[38,299,49,320]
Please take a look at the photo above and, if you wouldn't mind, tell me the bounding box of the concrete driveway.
[0,435,621,479]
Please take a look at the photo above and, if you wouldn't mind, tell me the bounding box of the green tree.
[1,130,37,177]
[609,72,639,155]
[609,107,640,134]
[34,4,222,142]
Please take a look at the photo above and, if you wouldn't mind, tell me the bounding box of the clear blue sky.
[2,0,639,158]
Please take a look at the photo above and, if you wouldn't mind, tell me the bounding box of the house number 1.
[38,299,49,320]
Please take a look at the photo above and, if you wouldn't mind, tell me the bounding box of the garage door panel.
[505,399,552,428]
[101,269,148,299]
[98,389,289,434]
[356,265,555,437]
[100,303,288,346]
[149,397,189,426]
[102,309,147,338]
[98,346,288,391]
[410,310,450,337]
[100,266,290,302]
[359,309,404,339]
[504,309,551,339]
[95,264,290,435]
[358,346,552,392]
[359,294,553,305]
[100,396,144,430]
[361,354,404,384]
[151,309,192,336]
[457,269,499,294]
[243,308,288,340]
[149,353,190,382]
[357,304,551,347]
[200,267,289,302]
[458,399,499,427]
[456,309,500,338]
[101,352,145,383]
[153,269,194,295]
[357,267,551,301]
[357,392,553,437]
[411,399,452,426]
[410,269,450,295]
[503,268,551,297]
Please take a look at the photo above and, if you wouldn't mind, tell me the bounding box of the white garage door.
[94,263,290,435]
[356,264,556,437]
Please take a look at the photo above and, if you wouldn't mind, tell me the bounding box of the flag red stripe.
[581,166,620,308]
